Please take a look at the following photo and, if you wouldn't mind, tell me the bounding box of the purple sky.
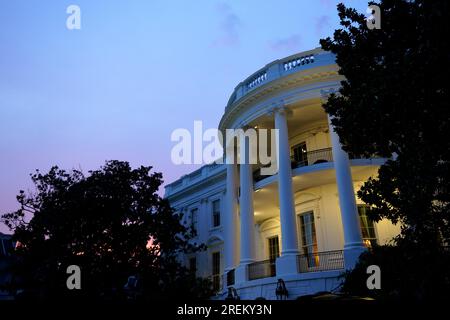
[0,0,367,233]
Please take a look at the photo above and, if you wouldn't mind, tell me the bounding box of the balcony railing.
[225,49,332,110]
[226,269,235,287]
[248,259,276,281]
[252,148,333,183]
[252,147,383,184]
[291,147,333,169]
[297,250,344,273]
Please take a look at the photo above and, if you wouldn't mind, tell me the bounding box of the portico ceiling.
[252,164,380,222]
[247,99,329,137]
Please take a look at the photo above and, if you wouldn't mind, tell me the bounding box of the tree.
[320,0,450,300]
[1,160,211,300]
[320,0,450,248]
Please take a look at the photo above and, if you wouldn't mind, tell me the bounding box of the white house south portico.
[165,48,400,300]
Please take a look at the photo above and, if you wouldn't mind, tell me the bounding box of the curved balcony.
[253,147,333,183]
[297,250,344,273]
[247,259,276,281]
[253,149,386,191]
[290,147,333,169]
[219,48,339,132]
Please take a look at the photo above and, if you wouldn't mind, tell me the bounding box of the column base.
[343,245,367,270]
[275,254,299,277]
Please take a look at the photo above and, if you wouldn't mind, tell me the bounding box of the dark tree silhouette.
[1,160,211,300]
[321,0,450,248]
[321,0,450,300]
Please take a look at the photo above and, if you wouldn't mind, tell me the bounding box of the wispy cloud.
[268,34,302,53]
[315,15,331,36]
[211,3,241,47]
[319,0,334,8]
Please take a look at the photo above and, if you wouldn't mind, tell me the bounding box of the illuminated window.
[292,142,308,166]
[268,236,280,261]
[358,205,377,247]
[267,236,279,276]
[299,211,319,267]
[299,211,318,255]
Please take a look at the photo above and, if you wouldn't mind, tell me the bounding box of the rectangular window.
[189,257,197,274]
[212,252,221,292]
[212,200,221,227]
[292,142,308,167]
[358,205,377,247]
[267,236,280,261]
[190,208,198,235]
[267,236,279,276]
[299,211,318,267]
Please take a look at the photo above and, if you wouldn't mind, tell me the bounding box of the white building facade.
[165,48,400,300]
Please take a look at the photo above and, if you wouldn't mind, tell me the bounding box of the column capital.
[268,101,293,117]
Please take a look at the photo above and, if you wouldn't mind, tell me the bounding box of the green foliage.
[320,0,450,248]
[1,160,212,300]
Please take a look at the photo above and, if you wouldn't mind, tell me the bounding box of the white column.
[274,108,299,255]
[238,135,256,263]
[274,107,299,276]
[328,116,366,269]
[235,134,256,284]
[224,162,239,273]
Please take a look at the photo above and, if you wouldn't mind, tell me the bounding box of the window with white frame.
[292,141,308,166]
[190,208,198,235]
[212,199,221,228]
[211,251,221,292]
[267,236,280,261]
[299,211,318,255]
[267,236,279,276]
[299,211,319,268]
[357,205,377,247]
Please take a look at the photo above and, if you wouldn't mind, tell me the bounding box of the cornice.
[219,66,341,131]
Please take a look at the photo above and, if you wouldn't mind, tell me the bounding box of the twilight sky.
[0,0,367,233]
